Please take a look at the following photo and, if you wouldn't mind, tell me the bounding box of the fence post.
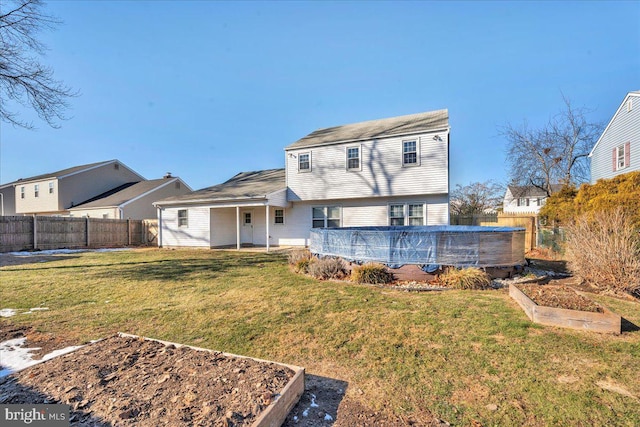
[33,215,37,250]
[85,217,90,247]
[127,219,131,246]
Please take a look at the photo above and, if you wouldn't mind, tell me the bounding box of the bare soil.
[517,284,604,313]
[0,327,450,426]
[0,334,295,426]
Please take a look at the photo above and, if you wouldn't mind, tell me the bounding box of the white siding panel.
[591,94,640,183]
[161,207,210,247]
[286,131,448,201]
[210,208,237,247]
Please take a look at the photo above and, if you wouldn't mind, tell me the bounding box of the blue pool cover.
[309,226,526,268]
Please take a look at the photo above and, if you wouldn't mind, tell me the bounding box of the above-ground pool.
[309,226,526,268]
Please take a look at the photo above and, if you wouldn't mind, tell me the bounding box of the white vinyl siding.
[161,207,210,247]
[286,131,448,201]
[590,93,639,183]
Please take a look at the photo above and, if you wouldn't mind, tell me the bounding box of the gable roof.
[588,91,640,158]
[507,185,563,198]
[286,109,449,150]
[155,169,286,206]
[70,178,188,209]
[12,160,144,185]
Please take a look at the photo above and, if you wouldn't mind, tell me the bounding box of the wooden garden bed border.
[508,284,622,334]
[117,333,304,427]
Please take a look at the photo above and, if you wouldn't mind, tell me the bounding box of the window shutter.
[625,142,631,168]
[612,148,617,171]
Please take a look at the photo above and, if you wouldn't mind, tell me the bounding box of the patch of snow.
[324,413,334,421]
[3,248,131,257]
[0,337,82,378]
[302,408,309,417]
[310,396,319,408]
[0,309,17,317]
[293,416,299,422]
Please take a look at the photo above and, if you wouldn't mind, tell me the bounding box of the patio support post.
[236,206,241,250]
[265,205,270,252]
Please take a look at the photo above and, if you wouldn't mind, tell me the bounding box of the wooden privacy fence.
[0,216,158,253]
[481,213,537,251]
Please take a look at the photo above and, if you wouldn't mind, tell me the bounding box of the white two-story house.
[589,91,639,183]
[154,110,450,249]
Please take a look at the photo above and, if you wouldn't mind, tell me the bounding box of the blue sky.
[1,1,639,191]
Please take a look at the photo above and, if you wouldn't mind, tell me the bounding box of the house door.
[240,210,254,245]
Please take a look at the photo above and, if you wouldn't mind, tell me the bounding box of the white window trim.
[312,205,342,228]
[346,145,362,171]
[20,186,25,199]
[402,139,421,167]
[274,208,285,225]
[388,202,426,226]
[49,181,54,194]
[177,209,188,227]
[298,152,312,173]
[616,144,627,170]
[34,184,39,198]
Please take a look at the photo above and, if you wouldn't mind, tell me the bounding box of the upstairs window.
[274,209,284,224]
[178,209,188,227]
[346,146,361,170]
[298,153,311,172]
[20,186,25,199]
[34,184,39,198]
[403,140,418,166]
[517,198,529,207]
[312,206,341,228]
[49,182,54,194]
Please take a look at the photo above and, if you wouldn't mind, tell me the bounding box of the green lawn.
[1,248,639,426]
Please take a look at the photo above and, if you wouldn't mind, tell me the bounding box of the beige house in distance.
[69,175,191,219]
[13,160,144,216]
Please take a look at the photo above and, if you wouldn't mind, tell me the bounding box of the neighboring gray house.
[69,175,192,219]
[12,160,144,216]
[155,109,450,249]
[503,185,563,214]
[589,91,640,183]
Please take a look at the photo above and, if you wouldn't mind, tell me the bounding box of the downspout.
[265,204,270,252]
[119,207,124,219]
[157,207,163,247]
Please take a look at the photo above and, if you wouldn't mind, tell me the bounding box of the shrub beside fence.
[0,216,157,252]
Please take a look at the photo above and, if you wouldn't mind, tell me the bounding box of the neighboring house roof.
[588,91,640,158]
[506,185,563,198]
[12,160,144,185]
[286,109,449,150]
[155,169,286,206]
[70,178,188,209]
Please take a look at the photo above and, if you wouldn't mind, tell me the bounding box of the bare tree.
[450,180,504,216]
[501,95,603,196]
[0,0,76,128]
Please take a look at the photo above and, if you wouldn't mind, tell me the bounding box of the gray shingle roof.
[286,109,449,150]
[156,169,286,205]
[70,178,180,209]
[13,160,122,184]
[507,185,563,198]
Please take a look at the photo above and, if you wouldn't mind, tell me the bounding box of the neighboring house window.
[389,204,405,225]
[49,182,54,194]
[114,163,120,170]
[20,186,25,199]
[178,209,188,227]
[312,206,341,228]
[34,184,39,198]
[346,146,360,170]
[517,198,529,207]
[614,143,630,171]
[274,209,284,224]
[402,140,418,166]
[298,153,311,172]
[390,203,425,225]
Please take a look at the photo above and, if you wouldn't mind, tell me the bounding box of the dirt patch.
[517,284,604,313]
[0,335,296,426]
[0,325,79,359]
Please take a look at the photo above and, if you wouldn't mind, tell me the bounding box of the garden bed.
[509,284,621,334]
[0,333,304,426]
